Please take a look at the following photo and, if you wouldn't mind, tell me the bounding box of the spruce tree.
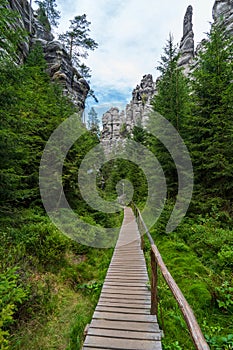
[152,34,190,132]
[87,107,100,135]
[150,34,190,197]
[188,21,233,205]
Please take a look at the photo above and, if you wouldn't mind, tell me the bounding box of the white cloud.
[34,0,214,114]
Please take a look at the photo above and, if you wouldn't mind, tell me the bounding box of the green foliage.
[78,281,103,295]
[0,267,29,349]
[152,34,190,132]
[58,14,98,76]
[202,322,233,349]
[215,282,233,314]
[0,0,27,61]
[35,4,51,31]
[35,0,60,28]
[9,221,69,266]
[0,44,76,209]
[87,107,100,135]
[187,21,233,205]
[163,341,183,350]
[150,34,190,197]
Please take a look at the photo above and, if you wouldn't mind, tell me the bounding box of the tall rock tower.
[100,74,156,154]
[178,5,195,74]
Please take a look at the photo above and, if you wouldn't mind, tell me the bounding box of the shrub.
[0,267,29,349]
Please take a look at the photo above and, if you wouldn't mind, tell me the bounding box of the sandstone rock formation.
[213,0,233,34]
[7,0,89,109]
[178,5,195,73]
[100,74,155,153]
[125,74,155,131]
[101,107,126,154]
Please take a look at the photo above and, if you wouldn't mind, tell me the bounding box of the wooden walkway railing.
[82,206,210,350]
[133,203,210,350]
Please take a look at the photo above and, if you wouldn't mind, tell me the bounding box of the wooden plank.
[105,276,148,280]
[89,319,161,332]
[101,288,149,296]
[102,285,149,291]
[98,301,151,308]
[93,311,157,323]
[95,305,150,314]
[83,335,162,350]
[99,293,150,301]
[87,328,161,340]
[104,282,148,287]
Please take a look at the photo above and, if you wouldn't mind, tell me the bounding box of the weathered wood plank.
[89,319,161,332]
[98,301,151,308]
[83,335,162,350]
[95,305,150,314]
[93,311,157,323]
[87,327,161,340]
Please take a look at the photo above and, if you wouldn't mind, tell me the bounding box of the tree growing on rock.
[35,0,60,29]
[59,14,98,69]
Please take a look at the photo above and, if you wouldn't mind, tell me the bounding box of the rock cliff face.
[8,0,89,109]
[213,0,233,33]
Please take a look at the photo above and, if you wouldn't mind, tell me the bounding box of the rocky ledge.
[8,0,89,109]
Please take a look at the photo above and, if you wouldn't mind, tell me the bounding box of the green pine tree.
[150,34,191,197]
[87,107,100,135]
[58,14,98,67]
[188,21,233,207]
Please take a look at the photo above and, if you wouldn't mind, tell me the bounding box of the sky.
[34,1,214,120]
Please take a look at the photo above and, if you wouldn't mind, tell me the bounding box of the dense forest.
[0,1,232,350]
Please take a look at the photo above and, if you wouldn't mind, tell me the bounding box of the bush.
[8,220,69,266]
[0,267,29,349]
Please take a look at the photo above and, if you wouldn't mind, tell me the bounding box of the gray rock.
[213,0,233,34]
[100,75,155,154]
[7,0,89,109]
[178,5,194,73]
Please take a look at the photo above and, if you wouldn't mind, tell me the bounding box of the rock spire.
[178,5,195,72]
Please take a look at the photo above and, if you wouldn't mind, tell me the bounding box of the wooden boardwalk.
[82,207,162,350]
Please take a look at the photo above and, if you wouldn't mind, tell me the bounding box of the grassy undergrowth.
[0,207,122,350]
[143,203,233,350]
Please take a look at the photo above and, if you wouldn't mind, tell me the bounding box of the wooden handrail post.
[141,232,144,250]
[150,248,158,315]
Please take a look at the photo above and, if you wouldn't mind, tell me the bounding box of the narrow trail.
[82,207,162,350]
